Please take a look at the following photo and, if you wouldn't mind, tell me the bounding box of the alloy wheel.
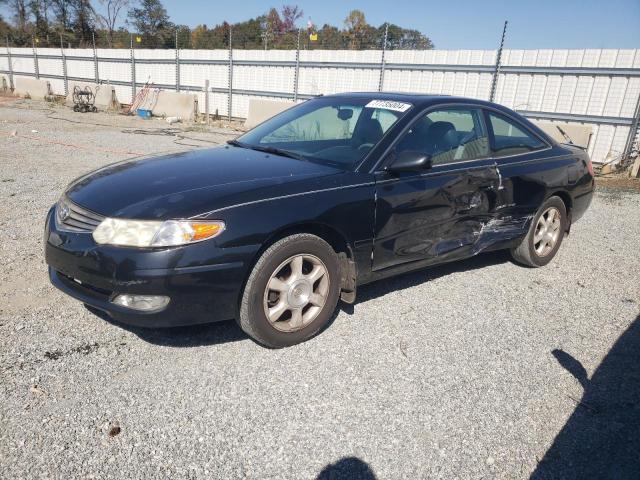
[534,207,562,257]
[263,254,330,332]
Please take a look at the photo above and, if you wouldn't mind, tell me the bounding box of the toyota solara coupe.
[45,93,594,347]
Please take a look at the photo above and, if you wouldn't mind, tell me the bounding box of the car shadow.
[343,249,511,312]
[84,250,511,348]
[316,456,377,479]
[85,305,248,347]
[531,314,640,479]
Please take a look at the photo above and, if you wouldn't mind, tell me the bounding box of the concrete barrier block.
[245,99,296,128]
[533,121,593,149]
[66,81,119,110]
[13,77,51,100]
[136,90,198,120]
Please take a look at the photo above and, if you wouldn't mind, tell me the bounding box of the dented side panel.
[371,159,507,273]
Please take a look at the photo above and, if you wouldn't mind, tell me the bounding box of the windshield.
[235,97,412,169]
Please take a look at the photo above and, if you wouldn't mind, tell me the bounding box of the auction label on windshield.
[365,100,412,112]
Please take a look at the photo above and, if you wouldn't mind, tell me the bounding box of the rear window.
[487,112,546,157]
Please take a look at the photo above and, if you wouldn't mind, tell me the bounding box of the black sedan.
[45,93,594,347]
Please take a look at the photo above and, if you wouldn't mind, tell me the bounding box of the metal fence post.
[130,34,136,104]
[293,28,301,101]
[623,94,640,161]
[378,23,389,92]
[204,79,210,125]
[489,21,507,102]
[60,33,68,96]
[6,36,14,92]
[32,37,39,79]
[228,26,233,121]
[175,29,180,91]
[92,32,99,83]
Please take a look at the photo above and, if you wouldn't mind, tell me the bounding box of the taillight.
[586,157,594,176]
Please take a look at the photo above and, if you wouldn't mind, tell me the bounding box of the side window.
[487,112,546,157]
[395,108,488,166]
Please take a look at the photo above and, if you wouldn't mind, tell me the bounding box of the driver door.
[372,106,501,271]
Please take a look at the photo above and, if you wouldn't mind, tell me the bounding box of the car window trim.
[370,102,493,172]
[374,158,497,185]
[482,107,552,160]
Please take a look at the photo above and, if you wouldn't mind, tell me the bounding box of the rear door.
[372,106,501,271]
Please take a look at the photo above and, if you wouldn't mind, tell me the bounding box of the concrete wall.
[245,99,296,128]
[137,90,198,120]
[13,77,51,100]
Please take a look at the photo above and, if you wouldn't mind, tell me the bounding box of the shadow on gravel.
[85,305,247,347]
[531,314,640,479]
[349,249,511,308]
[85,250,511,347]
[316,457,377,479]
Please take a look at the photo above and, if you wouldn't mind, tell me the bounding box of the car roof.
[322,91,497,108]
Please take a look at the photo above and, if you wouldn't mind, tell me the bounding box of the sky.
[1,0,639,49]
[159,0,640,49]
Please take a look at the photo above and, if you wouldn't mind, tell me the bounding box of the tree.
[190,23,208,49]
[51,0,73,32]
[343,9,368,49]
[71,0,96,47]
[127,0,174,47]
[316,24,344,49]
[233,16,263,48]
[29,0,51,42]
[98,0,128,47]
[382,23,433,50]
[8,0,28,32]
[261,7,281,48]
[280,4,302,32]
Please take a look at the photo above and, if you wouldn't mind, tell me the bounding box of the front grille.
[56,197,105,233]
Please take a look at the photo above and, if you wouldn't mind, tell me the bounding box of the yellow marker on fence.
[309,33,318,41]
[136,36,142,43]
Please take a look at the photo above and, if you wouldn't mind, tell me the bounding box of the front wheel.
[238,234,341,348]
[510,196,567,267]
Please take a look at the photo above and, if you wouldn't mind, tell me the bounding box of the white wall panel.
[2,46,638,163]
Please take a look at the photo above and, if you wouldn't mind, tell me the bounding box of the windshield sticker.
[365,100,412,112]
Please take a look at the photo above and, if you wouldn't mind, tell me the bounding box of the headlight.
[92,218,225,247]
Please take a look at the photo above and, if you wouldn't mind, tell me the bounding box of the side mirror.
[387,151,432,172]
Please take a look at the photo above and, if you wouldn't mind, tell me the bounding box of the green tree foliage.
[127,0,174,47]
[2,1,434,50]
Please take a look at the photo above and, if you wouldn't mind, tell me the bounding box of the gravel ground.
[1,99,639,479]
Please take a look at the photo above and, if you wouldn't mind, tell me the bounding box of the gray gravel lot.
[1,99,639,479]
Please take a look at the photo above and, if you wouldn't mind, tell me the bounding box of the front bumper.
[44,207,258,327]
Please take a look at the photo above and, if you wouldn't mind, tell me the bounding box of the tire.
[510,196,567,267]
[238,234,341,348]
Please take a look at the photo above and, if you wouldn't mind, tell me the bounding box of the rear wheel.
[510,196,567,267]
[238,234,341,348]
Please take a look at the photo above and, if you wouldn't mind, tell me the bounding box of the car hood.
[65,145,344,219]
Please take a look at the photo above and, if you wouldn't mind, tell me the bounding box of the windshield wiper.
[556,125,574,146]
[227,140,306,160]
